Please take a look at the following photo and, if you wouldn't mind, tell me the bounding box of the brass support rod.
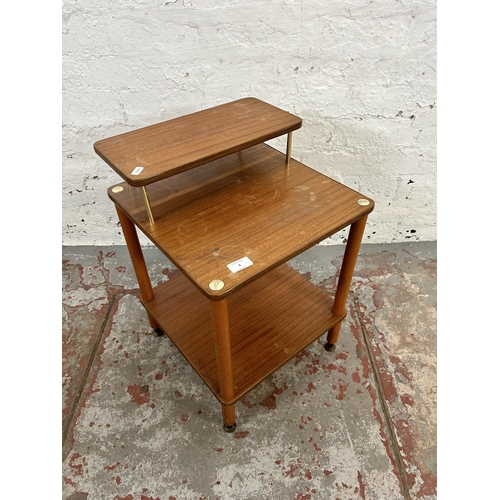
[286,132,292,166]
[140,186,154,224]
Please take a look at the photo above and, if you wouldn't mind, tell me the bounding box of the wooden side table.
[94,98,374,432]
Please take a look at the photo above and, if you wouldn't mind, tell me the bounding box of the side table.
[94,98,374,431]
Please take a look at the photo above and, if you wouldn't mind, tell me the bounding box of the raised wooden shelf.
[142,264,344,405]
[95,97,302,187]
[108,143,373,299]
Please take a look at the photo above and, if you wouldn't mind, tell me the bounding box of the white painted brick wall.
[62,0,436,246]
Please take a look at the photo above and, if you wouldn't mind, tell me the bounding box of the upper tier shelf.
[94,97,302,187]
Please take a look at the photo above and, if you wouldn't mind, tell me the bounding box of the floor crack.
[403,248,426,261]
[353,296,413,500]
[62,290,129,459]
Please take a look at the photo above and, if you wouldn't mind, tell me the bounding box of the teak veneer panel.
[94,97,302,187]
[109,143,374,299]
[142,264,344,405]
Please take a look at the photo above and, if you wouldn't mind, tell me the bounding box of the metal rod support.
[140,186,155,224]
[286,132,292,166]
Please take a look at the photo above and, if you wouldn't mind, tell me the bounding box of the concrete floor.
[62,241,436,500]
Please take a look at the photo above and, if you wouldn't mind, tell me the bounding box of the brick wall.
[62,0,436,245]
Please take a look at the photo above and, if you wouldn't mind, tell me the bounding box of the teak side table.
[94,97,374,432]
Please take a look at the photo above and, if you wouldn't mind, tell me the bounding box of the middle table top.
[109,143,374,300]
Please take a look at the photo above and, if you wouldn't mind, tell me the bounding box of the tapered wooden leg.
[325,215,368,351]
[210,299,236,432]
[115,206,159,331]
[221,404,236,433]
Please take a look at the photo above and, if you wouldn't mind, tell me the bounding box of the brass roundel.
[358,199,370,206]
[112,186,124,193]
[209,279,225,291]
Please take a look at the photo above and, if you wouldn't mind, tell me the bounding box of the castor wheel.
[223,423,236,433]
[324,342,336,352]
[153,328,165,337]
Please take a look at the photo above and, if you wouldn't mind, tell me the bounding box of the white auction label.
[227,256,254,273]
[131,166,144,175]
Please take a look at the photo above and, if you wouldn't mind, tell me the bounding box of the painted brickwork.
[62,0,436,245]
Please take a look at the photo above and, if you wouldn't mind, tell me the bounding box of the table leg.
[210,299,236,432]
[115,206,160,332]
[325,215,368,351]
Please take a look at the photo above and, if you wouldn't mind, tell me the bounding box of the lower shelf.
[142,264,344,404]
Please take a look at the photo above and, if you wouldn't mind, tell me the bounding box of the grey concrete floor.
[62,241,436,500]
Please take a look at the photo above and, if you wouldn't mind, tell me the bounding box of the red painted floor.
[62,242,436,500]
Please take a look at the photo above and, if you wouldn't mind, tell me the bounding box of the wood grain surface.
[109,143,374,299]
[142,264,345,404]
[94,97,302,186]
